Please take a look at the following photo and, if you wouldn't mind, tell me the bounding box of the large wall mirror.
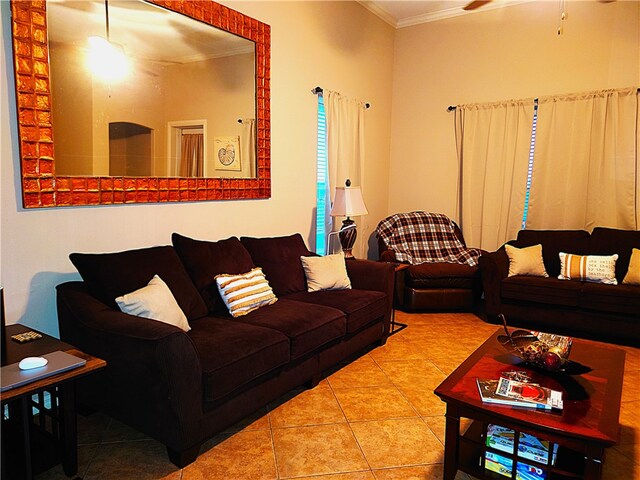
[11,0,270,207]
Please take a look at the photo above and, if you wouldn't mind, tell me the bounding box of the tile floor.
[36,312,639,480]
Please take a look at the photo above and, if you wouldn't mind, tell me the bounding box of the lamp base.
[338,218,357,259]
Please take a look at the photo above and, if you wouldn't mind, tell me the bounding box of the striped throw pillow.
[215,268,277,317]
[558,252,618,285]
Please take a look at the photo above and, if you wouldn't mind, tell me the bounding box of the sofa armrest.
[379,249,398,263]
[346,259,395,333]
[478,247,509,316]
[56,281,202,451]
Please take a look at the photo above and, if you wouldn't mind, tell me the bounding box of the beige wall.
[388,0,640,237]
[0,1,394,336]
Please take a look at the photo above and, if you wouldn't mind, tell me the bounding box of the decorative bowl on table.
[497,314,574,372]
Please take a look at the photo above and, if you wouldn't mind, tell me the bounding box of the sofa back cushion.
[589,227,640,282]
[172,233,255,314]
[240,234,313,295]
[69,246,208,321]
[514,230,590,277]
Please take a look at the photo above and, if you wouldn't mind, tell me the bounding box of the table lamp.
[330,179,369,258]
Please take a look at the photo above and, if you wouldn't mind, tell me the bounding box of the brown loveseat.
[480,228,640,346]
[57,233,394,467]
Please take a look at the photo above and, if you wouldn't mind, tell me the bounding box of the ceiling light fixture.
[87,0,130,81]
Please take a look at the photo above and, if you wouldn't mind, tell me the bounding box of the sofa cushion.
[558,252,618,285]
[514,230,590,277]
[234,298,346,359]
[501,276,582,307]
[188,316,290,402]
[172,233,255,314]
[241,234,313,295]
[588,228,640,282]
[579,282,640,317]
[405,262,478,289]
[285,289,387,333]
[70,246,208,321]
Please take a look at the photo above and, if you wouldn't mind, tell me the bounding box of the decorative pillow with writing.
[558,252,619,285]
[115,275,190,332]
[622,248,640,285]
[505,244,549,277]
[300,253,352,292]
[215,268,278,317]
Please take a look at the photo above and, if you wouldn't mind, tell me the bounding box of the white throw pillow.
[300,253,352,292]
[215,267,278,317]
[558,252,618,285]
[115,275,190,331]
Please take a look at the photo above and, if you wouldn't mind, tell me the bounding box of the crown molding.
[359,0,534,30]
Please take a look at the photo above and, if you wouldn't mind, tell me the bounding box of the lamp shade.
[330,186,368,217]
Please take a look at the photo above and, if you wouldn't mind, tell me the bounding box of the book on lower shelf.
[476,379,551,410]
[485,424,558,480]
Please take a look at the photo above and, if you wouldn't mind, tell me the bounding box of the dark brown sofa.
[480,228,640,346]
[57,233,394,467]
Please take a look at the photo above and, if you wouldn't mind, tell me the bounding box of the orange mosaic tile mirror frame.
[10,0,271,208]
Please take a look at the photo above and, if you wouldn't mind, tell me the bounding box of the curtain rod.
[312,86,370,109]
[448,88,640,112]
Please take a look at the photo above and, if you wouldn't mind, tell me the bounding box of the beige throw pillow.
[622,248,640,286]
[215,268,277,317]
[115,275,190,331]
[300,253,352,292]
[558,252,618,285]
[505,244,549,277]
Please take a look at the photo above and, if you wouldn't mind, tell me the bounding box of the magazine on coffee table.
[496,377,563,410]
[476,379,551,410]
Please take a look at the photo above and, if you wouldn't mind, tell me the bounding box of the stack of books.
[476,377,563,410]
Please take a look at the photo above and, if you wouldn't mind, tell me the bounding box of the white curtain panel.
[324,91,367,257]
[240,118,257,178]
[527,88,638,231]
[455,99,534,251]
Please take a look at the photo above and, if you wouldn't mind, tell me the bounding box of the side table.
[1,324,106,480]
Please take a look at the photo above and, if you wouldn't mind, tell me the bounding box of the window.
[315,93,328,255]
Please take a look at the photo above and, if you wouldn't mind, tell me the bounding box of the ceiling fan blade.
[463,0,493,10]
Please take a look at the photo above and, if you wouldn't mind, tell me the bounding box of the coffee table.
[434,329,625,480]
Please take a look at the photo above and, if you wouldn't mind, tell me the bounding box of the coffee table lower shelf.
[454,419,595,480]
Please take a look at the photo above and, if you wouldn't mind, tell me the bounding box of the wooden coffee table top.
[434,329,626,446]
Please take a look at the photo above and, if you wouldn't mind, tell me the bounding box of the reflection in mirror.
[47,0,257,179]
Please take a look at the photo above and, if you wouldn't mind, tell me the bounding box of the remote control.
[11,331,43,343]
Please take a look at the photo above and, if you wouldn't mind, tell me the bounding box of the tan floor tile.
[373,464,445,480]
[101,417,149,443]
[396,386,446,416]
[223,406,271,433]
[83,440,180,480]
[328,355,392,388]
[350,418,444,469]
[602,447,639,479]
[183,429,277,480]
[333,385,418,421]
[35,444,97,480]
[270,383,346,427]
[77,412,112,445]
[295,472,376,480]
[618,401,640,445]
[613,443,640,467]
[422,416,445,445]
[622,368,640,403]
[273,423,368,478]
[376,359,446,389]
[369,339,428,362]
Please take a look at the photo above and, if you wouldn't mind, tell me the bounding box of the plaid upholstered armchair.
[376,212,483,311]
